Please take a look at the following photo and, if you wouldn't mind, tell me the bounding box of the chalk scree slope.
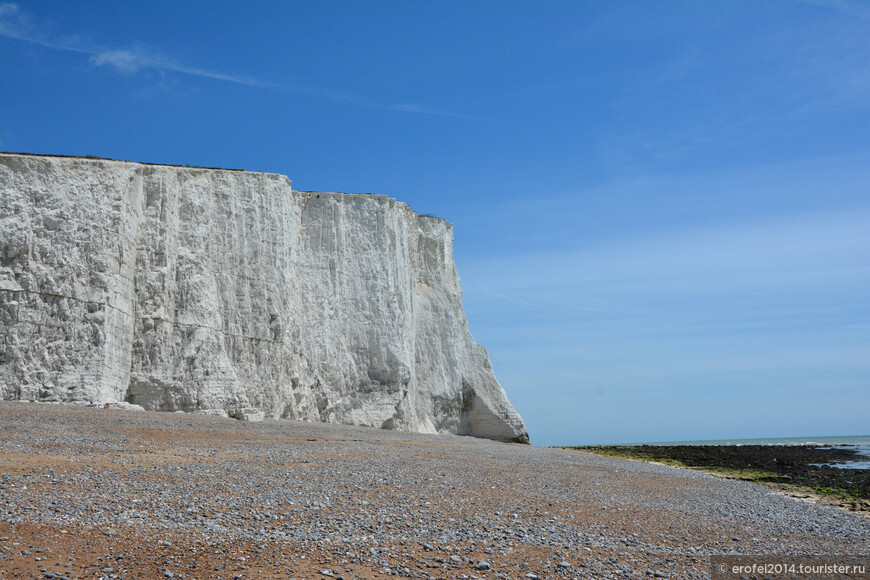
[0,153,528,443]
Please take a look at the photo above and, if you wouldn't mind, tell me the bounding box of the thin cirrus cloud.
[466,204,869,445]
[461,203,870,370]
[0,3,280,86]
[0,2,467,118]
[88,49,144,74]
[467,206,870,305]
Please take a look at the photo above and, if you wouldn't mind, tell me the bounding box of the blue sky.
[1,1,868,445]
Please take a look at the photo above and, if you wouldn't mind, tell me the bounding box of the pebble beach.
[1,402,868,579]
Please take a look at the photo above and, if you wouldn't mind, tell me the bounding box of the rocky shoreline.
[1,402,868,579]
[573,445,870,514]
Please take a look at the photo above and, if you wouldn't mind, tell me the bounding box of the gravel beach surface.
[1,402,868,579]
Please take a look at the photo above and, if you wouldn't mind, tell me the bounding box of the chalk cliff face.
[0,154,528,442]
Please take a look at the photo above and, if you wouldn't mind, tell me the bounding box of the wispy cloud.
[0,3,29,38]
[468,205,870,306]
[801,0,870,19]
[478,289,548,309]
[465,205,870,444]
[0,2,467,117]
[86,45,280,89]
[89,49,145,74]
[390,103,475,119]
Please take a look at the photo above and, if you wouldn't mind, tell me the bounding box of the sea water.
[633,436,870,470]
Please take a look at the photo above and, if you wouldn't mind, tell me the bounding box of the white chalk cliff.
[0,153,528,442]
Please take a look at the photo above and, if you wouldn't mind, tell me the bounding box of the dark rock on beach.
[576,444,870,503]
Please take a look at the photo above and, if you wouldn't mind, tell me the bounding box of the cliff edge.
[0,154,528,443]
